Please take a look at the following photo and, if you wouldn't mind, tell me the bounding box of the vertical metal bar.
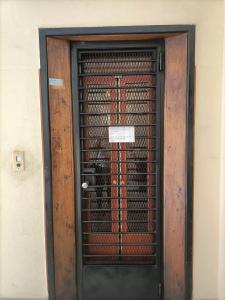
[156,42,165,280]
[110,80,120,247]
[185,28,195,300]
[114,75,123,256]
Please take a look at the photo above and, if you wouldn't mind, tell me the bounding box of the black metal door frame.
[72,41,164,300]
[39,25,195,300]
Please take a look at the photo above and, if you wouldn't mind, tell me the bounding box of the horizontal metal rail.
[82,231,156,235]
[85,255,158,269]
[81,172,156,176]
[80,124,156,128]
[78,48,156,55]
[78,59,157,64]
[81,196,156,200]
[80,148,157,152]
[80,184,156,188]
[79,85,157,90]
[83,254,156,257]
[82,220,157,223]
[83,243,158,246]
[84,190,155,194]
[82,208,157,212]
[78,72,156,77]
[79,99,157,103]
[80,136,157,140]
[81,160,158,164]
[82,199,156,203]
[80,111,156,115]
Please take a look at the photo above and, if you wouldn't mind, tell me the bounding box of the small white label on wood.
[49,78,64,87]
[109,126,135,143]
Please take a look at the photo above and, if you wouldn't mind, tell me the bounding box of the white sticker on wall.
[108,126,135,143]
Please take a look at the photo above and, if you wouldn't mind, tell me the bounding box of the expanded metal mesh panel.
[78,49,161,265]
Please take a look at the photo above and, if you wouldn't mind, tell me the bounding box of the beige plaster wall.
[0,0,224,299]
[218,2,225,300]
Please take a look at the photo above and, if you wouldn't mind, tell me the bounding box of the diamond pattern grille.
[78,49,161,265]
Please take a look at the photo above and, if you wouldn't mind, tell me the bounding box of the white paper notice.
[108,126,135,143]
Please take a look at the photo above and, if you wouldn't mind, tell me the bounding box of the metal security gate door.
[73,43,164,300]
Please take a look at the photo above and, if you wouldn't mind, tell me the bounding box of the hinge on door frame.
[158,282,163,297]
[158,52,164,72]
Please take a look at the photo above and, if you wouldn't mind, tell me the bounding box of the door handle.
[82,181,89,189]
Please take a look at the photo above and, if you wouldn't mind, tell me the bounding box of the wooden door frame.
[39,25,195,300]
